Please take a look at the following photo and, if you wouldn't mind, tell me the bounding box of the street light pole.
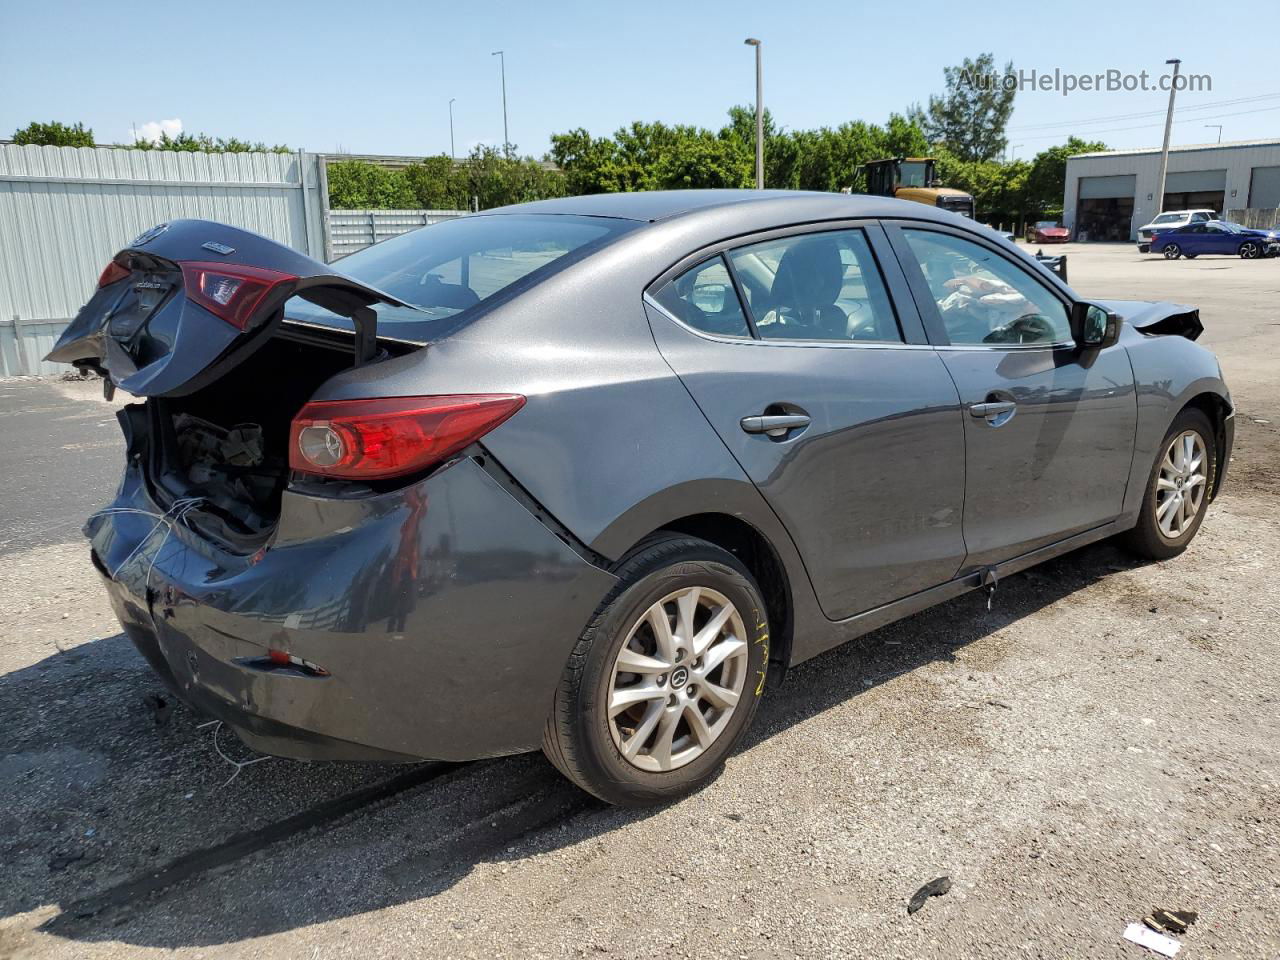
[1154,58,1182,217]
[491,50,509,156]
[448,98,456,160]
[744,38,763,189]
[1204,124,1222,144]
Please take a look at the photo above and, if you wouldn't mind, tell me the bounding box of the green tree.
[326,160,417,208]
[923,53,1016,162]
[131,132,290,153]
[12,121,95,147]
[1025,136,1108,214]
[402,155,470,209]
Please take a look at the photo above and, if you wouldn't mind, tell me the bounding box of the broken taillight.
[288,395,526,481]
[97,260,130,287]
[179,261,297,330]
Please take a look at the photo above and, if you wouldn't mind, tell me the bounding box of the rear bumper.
[92,455,616,763]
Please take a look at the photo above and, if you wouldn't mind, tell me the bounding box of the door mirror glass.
[1071,301,1120,349]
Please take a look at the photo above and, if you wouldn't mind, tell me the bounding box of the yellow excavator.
[862,157,975,219]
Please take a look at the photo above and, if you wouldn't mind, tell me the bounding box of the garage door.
[1165,169,1226,193]
[1249,167,1280,208]
[1076,176,1136,242]
[1078,175,1137,199]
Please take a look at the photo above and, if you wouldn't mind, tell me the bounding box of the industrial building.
[1063,139,1280,241]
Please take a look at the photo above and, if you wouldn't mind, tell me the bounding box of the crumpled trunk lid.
[46,219,417,397]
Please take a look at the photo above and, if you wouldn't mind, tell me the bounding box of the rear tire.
[1122,408,1216,560]
[542,535,769,806]
[1163,244,1181,260]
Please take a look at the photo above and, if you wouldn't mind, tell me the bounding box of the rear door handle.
[741,414,811,437]
[968,401,1017,419]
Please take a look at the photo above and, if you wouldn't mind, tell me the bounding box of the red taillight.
[288,395,526,480]
[98,260,130,288]
[179,261,297,330]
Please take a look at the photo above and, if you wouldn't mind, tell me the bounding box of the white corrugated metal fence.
[325,208,468,260]
[0,143,326,375]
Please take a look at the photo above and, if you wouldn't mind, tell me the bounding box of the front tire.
[1240,241,1261,259]
[1122,408,1216,560]
[1163,243,1181,260]
[542,535,769,806]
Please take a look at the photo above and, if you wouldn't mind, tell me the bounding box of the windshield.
[1216,222,1244,233]
[287,213,637,339]
[1036,221,1059,228]
[1153,214,1183,224]
[898,161,930,188]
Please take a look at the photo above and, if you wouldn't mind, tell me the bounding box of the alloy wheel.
[1241,242,1260,259]
[1163,244,1180,259]
[1155,430,1208,539]
[607,586,749,772]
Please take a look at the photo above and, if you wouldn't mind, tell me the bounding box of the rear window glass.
[287,214,636,338]
[652,256,751,338]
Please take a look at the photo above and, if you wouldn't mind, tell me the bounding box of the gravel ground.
[1,243,1277,959]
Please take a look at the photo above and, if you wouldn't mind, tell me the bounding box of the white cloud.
[133,118,183,144]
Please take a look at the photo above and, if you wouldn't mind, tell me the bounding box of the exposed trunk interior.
[145,323,412,551]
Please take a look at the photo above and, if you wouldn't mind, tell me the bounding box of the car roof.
[482,189,954,224]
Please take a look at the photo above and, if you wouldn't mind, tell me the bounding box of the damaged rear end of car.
[51,219,618,763]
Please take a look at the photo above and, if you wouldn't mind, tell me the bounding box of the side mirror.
[1070,301,1121,349]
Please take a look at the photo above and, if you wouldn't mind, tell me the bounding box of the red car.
[1027,220,1070,243]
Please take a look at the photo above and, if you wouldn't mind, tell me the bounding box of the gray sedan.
[49,191,1233,805]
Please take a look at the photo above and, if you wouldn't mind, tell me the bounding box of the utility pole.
[744,38,763,189]
[492,51,509,155]
[1009,143,1024,161]
[448,98,456,160]
[1204,124,1222,144]
[1154,58,1182,217]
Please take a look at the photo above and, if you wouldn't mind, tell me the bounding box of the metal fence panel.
[1227,208,1280,230]
[0,144,324,375]
[325,208,468,260]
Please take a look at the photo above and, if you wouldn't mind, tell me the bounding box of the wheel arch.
[618,511,796,681]
[1178,390,1233,501]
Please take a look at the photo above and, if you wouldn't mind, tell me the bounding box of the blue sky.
[3,0,1277,158]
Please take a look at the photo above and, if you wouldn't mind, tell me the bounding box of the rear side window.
[652,256,752,338]
[727,229,902,343]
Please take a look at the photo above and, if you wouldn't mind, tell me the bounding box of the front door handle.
[968,401,1017,419]
[741,413,811,437]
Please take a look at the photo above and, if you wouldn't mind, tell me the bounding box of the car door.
[644,223,967,621]
[1201,222,1234,255]
[1174,224,1204,254]
[887,223,1137,570]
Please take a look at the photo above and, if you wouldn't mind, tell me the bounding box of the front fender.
[1120,324,1232,516]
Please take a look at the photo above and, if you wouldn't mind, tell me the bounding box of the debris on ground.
[142,692,172,727]
[1123,921,1181,956]
[48,849,85,871]
[907,875,952,915]
[1144,908,1198,935]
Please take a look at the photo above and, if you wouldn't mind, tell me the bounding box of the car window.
[902,229,1071,347]
[286,213,637,339]
[1153,214,1183,224]
[1191,212,1211,222]
[726,229,902,343]
[652,256,752,338]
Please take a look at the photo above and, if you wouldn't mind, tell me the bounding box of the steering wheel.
[982,313,1057,345]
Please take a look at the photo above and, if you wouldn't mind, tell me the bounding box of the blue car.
[1151,220,1280,260]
